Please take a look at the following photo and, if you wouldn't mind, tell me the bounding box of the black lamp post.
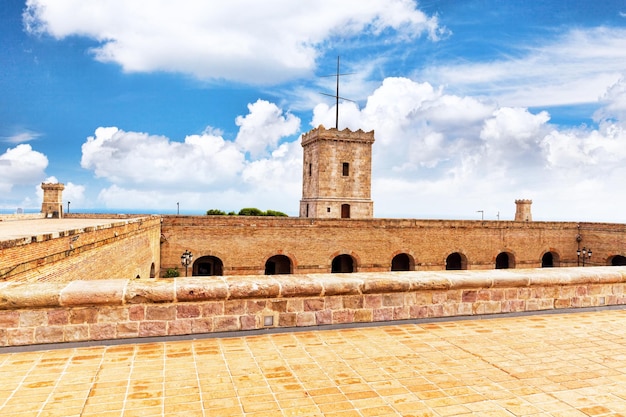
[181,250,193,277]
[577,247,592,267]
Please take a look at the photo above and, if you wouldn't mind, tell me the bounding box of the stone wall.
[160,216,626,276]
[0,213,45,222]
[0,267,625,347]
[0,216,161,282]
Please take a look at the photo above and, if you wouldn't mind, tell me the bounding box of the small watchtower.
[514,199,532,222]
[41,182,65,218]
[299,125,374,219]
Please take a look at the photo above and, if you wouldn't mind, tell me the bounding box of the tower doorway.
[341,204,351,219]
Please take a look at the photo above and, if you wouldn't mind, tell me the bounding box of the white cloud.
[79,99,302,211]
[311,77,626,222]
[80,127,245,188]
[2,130,41,144]
[0,144,48,193]
[235,100,300,158]
[23,0,444,84]
[419,27,626,108]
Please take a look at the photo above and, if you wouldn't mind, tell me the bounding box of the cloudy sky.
[1,1,626,221]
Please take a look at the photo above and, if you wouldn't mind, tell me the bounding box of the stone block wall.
[0,267,625,347]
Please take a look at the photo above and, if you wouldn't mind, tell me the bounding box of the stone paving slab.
[1,309,626,416]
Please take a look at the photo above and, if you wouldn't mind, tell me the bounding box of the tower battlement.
[301,125,375,146]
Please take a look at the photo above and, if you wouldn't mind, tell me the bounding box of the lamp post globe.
[181,250,193,277]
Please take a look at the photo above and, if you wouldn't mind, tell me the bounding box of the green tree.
[206,209,226,215]
[265,210,288,217]
[238,207,265,216]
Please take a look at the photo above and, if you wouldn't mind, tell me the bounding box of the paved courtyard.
[1,309,626,416]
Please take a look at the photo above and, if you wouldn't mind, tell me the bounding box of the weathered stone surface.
[277,275,323,297]
[139,321,167,337]
[296,312,316,327]
[214,316,239,332]
[20,310,47,327]
[35,326,64,344]
[447,272,493,289]
[60,280,125,306]
[64,324,89,342]
[90,323,116,340]
[168,320,192,336]
[175,278,228,302]
[0,310,19,327]
[0,283,64,309]
[176,304,201,318]
[318,275,363,296]
[70,308,98,324]
[145,306,176,321]
[125,280,175,304]
[409,273,451,291]
[362,275,410,294]
[225,277,280,299]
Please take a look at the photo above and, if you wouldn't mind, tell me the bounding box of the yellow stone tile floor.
[2,309,626,416]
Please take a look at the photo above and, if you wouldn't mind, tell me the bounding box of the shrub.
[238,207,265,216]
[206,209,226,215]
[265,210,288,217]
[164,267,180,278]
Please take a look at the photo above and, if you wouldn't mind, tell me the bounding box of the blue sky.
[1,1,626,221]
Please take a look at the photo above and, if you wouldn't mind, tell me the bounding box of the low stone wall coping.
[1,267,625,310]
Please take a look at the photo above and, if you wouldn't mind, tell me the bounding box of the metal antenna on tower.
[320,56,355,129]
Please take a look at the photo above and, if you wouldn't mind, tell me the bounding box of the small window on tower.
[342,162,349,176]
[309,163,312,176]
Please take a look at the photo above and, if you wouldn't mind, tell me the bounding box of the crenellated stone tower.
[514,199,532,222]
[41,182,65,218]
[299,125,374,219]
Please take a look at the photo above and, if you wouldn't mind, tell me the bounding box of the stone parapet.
[1,267,625,347]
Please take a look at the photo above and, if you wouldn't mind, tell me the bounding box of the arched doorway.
[193,256,224,276]
[391,253,413,271]
[446,252,467,270]
[496,252,514,269]
[542,252,553,267]
[265,255,292,275]
[610,255,626,266]
[332,254,355,273]
[341,204,350,219]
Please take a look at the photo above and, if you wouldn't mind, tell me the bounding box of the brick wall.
[160,216,626,276]
[0,267,625,347]
[0,216,161,282]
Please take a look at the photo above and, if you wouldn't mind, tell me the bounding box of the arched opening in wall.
[445,252,467,270]
[193,256,224,276]
[332,254,355,273]
[265,255,292,275]
[341,204,350,219]
[149,263,156,278]
[541,251,559,268]
[610,255,626,266]
[542,252,553,267]
[496,252,514,269]
[391,253,413,271]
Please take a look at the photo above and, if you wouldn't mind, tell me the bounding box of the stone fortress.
[1,125,625,347]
